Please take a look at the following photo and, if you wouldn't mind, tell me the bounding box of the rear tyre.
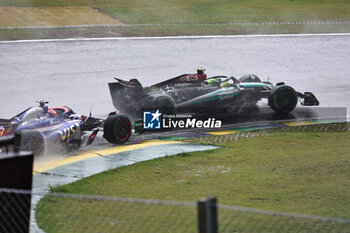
[103,114,131,144]
[268,85,298,114]
[21,131,45,157]
[150,95,176,114]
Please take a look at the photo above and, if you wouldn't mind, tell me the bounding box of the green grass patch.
[1,0,350,24]
[36,130,350,232]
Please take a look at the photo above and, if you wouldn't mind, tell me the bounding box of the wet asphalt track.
[0,34,349,120]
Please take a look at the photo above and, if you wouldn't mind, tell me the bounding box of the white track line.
[1,33,350,44]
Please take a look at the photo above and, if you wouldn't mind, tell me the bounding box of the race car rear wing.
[0,118,11,125]
[114,78,143,88]
[108,81,143,115]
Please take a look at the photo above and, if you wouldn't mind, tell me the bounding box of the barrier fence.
[1,19,350,40]
[0,188,349,233]
[196,122,349,144]
[1,20,350,30]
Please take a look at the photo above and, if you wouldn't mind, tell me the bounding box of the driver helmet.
[197,68,206,75]
[220,79,234,87]
[206,78,218,85]
[46,109,57,117]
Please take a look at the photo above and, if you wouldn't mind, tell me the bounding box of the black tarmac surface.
[0,34,349,120]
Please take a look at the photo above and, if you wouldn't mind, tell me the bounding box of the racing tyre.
[268,85,298,114]
[239,74,261,83]
[21,131,45,157]
[150,95,176,114]
[103,114,131,144]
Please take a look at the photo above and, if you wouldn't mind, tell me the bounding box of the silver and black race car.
[108,69,319,118]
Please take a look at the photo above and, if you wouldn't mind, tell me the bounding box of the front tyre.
[268,85,298,114]
[103,114,131,144]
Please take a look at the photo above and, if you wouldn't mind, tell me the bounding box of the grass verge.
[1,0,350,40]
[36,129,350,232]
[1,23,350,41]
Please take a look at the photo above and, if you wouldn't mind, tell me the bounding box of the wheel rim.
[275,89,297,111]
[115,118,131,141]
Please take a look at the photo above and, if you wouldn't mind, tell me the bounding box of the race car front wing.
[297,92,319,106]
